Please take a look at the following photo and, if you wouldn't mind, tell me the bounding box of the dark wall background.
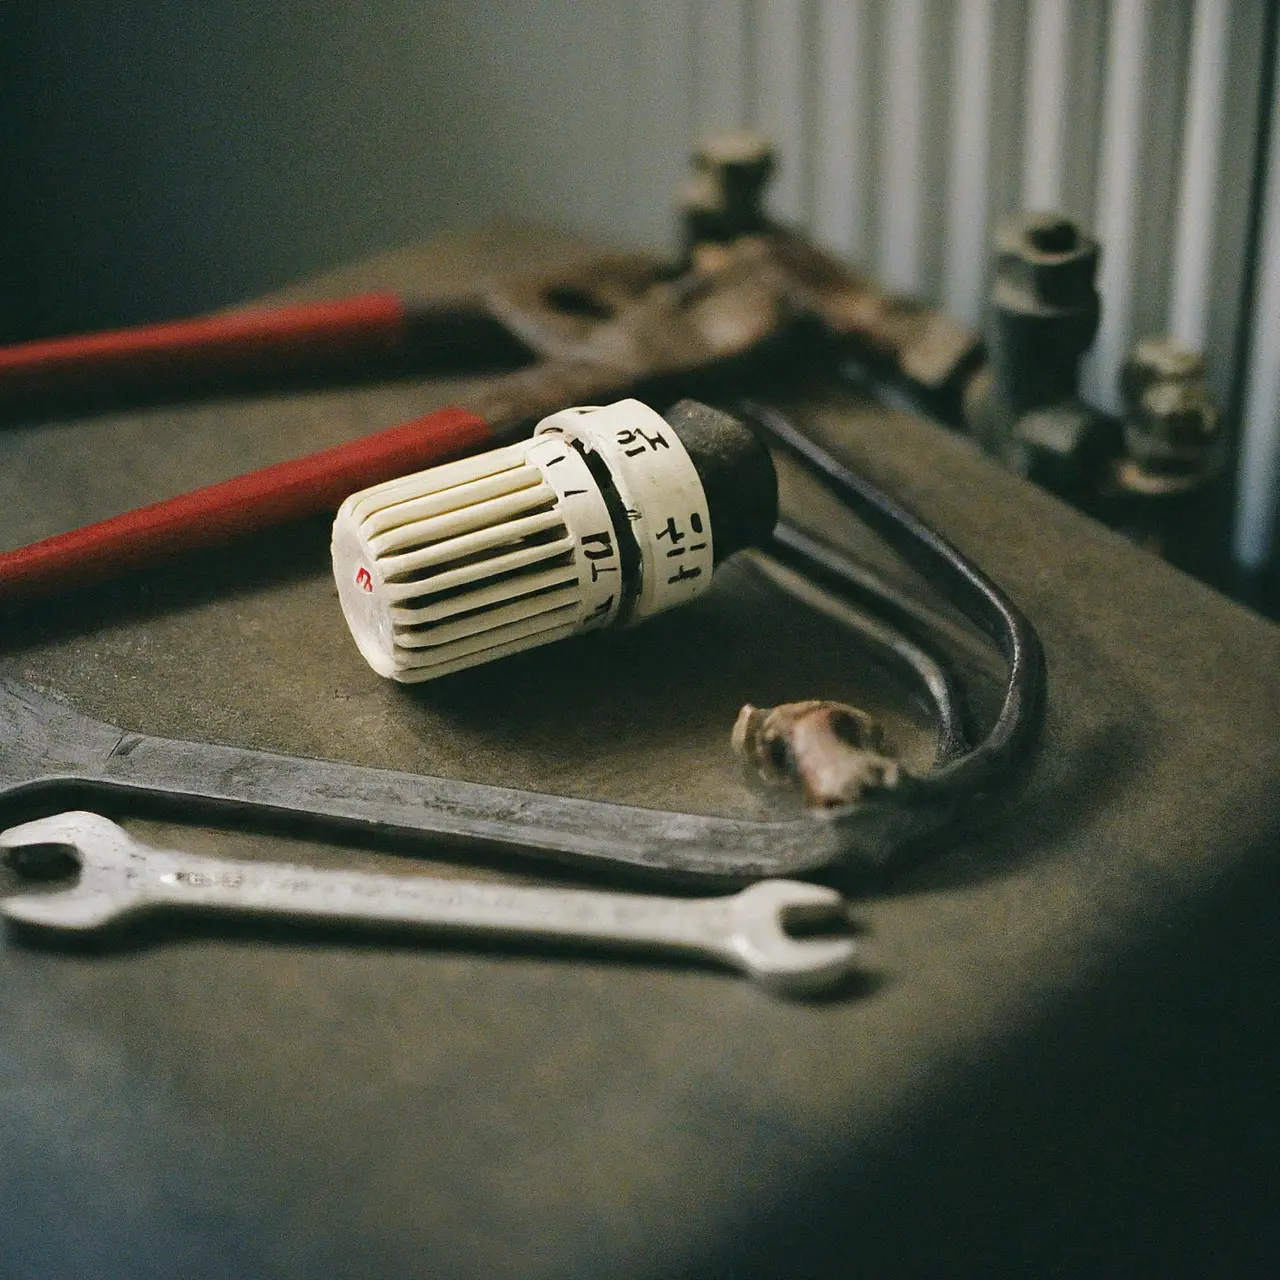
[2,3,469,339]
[0,1,687,342]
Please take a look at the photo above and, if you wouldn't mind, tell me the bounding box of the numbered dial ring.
[536,399,715,625]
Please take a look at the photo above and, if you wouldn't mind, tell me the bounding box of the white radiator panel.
[691,0,1260,413]
[1084,0,1151,414]
[1234,45,1280,570]
[944,0,995,324]
[420,0,1273,564]
[756,0,812,223]
[1022,0,1071,211]
[877,0,929,293]
[687,0,1269,564]
[813,0,871,259]
[1170,0,1233,353]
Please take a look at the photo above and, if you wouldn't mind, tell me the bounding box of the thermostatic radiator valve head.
[331,398,778,682]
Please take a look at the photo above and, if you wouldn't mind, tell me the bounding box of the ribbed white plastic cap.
[332,399,715,682]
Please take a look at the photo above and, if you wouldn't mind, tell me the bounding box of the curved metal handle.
[744,401,1047,800]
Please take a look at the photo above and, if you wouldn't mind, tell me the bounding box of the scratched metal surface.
[1,230,1279,1278]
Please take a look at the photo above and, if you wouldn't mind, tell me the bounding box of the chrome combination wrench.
[0,812,860,996]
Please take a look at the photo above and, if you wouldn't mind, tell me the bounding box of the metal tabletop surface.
[2,229,1278,1278]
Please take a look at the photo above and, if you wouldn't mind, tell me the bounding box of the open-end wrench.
[0,673,950,885]
[0,812,860,996]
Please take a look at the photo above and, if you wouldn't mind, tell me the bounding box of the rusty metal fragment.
[732,699,902,809]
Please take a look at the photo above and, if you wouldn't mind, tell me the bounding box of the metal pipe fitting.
[966,213,1113,496]
[1117,336,1220,496]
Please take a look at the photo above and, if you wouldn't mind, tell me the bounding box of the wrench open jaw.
[1,810,149,932]
[0,811,861,996]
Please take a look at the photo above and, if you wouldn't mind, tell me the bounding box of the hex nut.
[694,129,776,172]
[1124,380,1219,473]
[1118,334,1220,492]
[1120,336,1204,415]
[1010,400,1113,492]
[691,130,776,239]
[992,213,1100,311]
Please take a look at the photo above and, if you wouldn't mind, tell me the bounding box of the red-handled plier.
[0,249,787,604]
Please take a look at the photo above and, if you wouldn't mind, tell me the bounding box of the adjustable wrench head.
[726,879,859,996]
[0,810,148,931]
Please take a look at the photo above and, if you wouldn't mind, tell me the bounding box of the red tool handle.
[0,293,411,397]
[0,407,493,602]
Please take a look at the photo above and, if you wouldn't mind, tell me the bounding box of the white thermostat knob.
[331,398,777,682]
